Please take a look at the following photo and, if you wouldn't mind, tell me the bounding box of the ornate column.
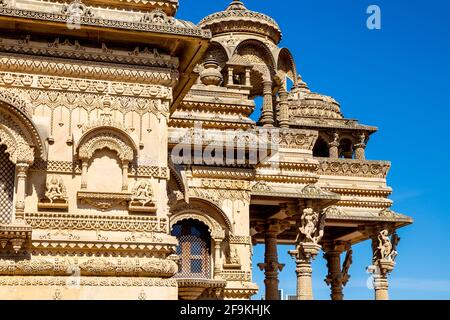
[278,87,289,129]
[80,160,88,189]
[257,220,287,300]
[368,228,400,300]
[121,161,129,191]
[289,243,320,300]
[14,163,29,222]
[289,206,326,300]
[227,66,234,86]
[261,80,274,127]
[245,67,251,86]
[214,238,222,279]
[323,241,352,300]
[329,132,340,158]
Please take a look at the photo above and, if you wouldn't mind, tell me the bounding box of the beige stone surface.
[0,0,411,300]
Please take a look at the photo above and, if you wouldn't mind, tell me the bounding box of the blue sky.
[178,0,450,299]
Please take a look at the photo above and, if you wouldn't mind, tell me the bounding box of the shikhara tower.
[0,0,412,300]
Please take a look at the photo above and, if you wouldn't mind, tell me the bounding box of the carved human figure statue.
[378,229,392,260]
[229,246,241,265]
[45,174,67,203]
[131,180,153,206]
[299,208,317,243]
[298,208,326,245]
[359,132,366,145]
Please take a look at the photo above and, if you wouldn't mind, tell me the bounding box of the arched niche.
[76,127,138,192]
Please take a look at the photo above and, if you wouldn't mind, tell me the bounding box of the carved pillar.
[323,242,351,300]
[278,88,289,129]
[372,271,390,300]
[14,163,29,221]
[121,161,129,191]
[261,80,274,127]
[80,160,88,189]
[245,67,251,86]
[257,221,285,300]
[214,239,222,279]
[289,243,320,300]
[227,66,234,86]
[368,229,399,300]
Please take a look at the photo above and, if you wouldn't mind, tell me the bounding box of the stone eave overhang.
[326,213,413,225]
[69,0,180,16]
[290,117,378,133]
[0,7,211,111]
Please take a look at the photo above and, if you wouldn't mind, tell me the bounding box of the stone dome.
[198,0,282,44]
[288,76,343,119]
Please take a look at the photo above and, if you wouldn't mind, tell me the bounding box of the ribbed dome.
[199,0,282,44]
[288,76,343,119]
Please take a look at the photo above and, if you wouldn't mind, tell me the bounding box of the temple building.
[0,0,412,300]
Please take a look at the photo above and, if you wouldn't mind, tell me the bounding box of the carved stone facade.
[0,0,411,300]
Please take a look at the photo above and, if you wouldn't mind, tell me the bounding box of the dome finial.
[227,0,247,11]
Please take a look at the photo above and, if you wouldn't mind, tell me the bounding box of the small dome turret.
[289,76,343,119]
[199,0,282,44]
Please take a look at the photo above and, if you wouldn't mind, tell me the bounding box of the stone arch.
[204,41,230,69]
[275,48,298,87]
[170,198,233,239]
[77,127,137,163]
[233,39,276,71]
[0,92,47,164]
[231,39,276,97]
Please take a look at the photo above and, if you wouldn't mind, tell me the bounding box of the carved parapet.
[316,158,391,178]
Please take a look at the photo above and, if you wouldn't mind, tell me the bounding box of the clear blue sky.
[178,0,450,299]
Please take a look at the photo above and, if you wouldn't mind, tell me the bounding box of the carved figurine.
[229,246,241,265]
[377,230,400,261]
[45,175,68,203]
[131,180,153,207]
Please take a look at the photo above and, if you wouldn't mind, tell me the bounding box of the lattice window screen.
[0,145,15,224]
[172,221,211,279]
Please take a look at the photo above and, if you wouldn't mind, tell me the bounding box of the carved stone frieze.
[25,212,168,233]
[0,276,177,287]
